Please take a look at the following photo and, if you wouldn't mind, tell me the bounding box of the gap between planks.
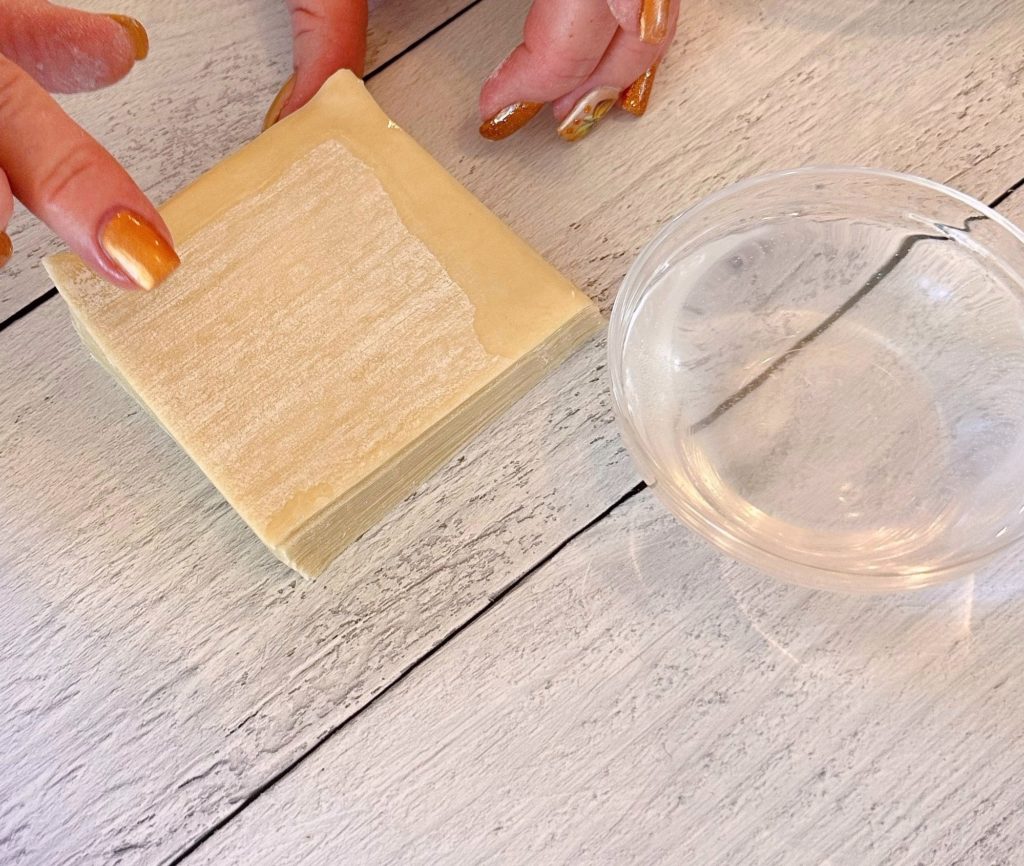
[169,169,1024,861]
[5,4,1024,855]
[167,481,648,865]
[0,0,490,337]
[4,173,1024,338]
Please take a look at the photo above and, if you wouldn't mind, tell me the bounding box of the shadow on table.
[720,566,984,676]
[616,492,1024,692]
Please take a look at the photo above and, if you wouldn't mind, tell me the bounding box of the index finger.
[0,54,178,289]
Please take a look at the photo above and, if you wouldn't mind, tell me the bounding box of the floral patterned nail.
[557,87,621,142]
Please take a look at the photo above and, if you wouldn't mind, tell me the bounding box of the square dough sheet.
[45,71,602,576]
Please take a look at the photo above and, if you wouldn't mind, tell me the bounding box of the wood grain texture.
[0,304,630,864]
[5,0,1024,862]
[187,489,1024,866]
[0,0,472,319]
[995,185,1024,227]
[373,0,1024,317]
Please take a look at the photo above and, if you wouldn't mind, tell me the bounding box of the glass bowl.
[609,167,1024,592]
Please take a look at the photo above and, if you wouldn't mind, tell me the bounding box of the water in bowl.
[618,210,1024,585]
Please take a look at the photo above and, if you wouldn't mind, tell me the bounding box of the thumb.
[0,0,147,93]
[265,0,367,128]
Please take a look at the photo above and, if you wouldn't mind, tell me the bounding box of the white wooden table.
[4,1,1024,863]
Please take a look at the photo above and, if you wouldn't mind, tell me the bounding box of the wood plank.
[0,305,631,865]
[373,0,1024,315]
[995,184,1024,227]
[0,0,473,319]
[4,0,1024,861]
[186,489,1024,866]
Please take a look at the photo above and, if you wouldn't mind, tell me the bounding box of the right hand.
[478,0,680,142]
[0,0,179,290]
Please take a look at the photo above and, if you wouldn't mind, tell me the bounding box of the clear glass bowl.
[609,167,1024,592]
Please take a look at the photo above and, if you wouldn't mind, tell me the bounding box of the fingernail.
[0,232,11,269]
[479,101,544,141]
[263,74,296,131]
[621,64,659,117]
[557,87,619,142]
[639,0,670,44]
[106,14,149,60]
[100,211,180,291]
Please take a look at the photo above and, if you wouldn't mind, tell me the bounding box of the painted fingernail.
[557,87,620,142]
[0,232,11,269]
[263,74,296,131]
[621,64,659,117]
[100,211,180,291]
[479,101,544,141]
[106,14,149,60]
[639,0,671,44]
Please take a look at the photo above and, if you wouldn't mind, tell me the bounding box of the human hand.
[262,0,675,144]
[0,0,179,289]
[479,0,679,141]
[263,0,368,129]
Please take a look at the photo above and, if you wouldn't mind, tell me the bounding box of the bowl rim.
[608,165,1024,589]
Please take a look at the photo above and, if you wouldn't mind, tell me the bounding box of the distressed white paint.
[190,490,1024,865]
[997,186,1024,228]
[0,0,471,318]
[0,305,631,865]
[4,0,1024,863]
[378,0,1024,316]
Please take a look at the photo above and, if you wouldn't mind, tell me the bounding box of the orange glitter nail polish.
[479,102,544,141]
[621,64,659,117]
